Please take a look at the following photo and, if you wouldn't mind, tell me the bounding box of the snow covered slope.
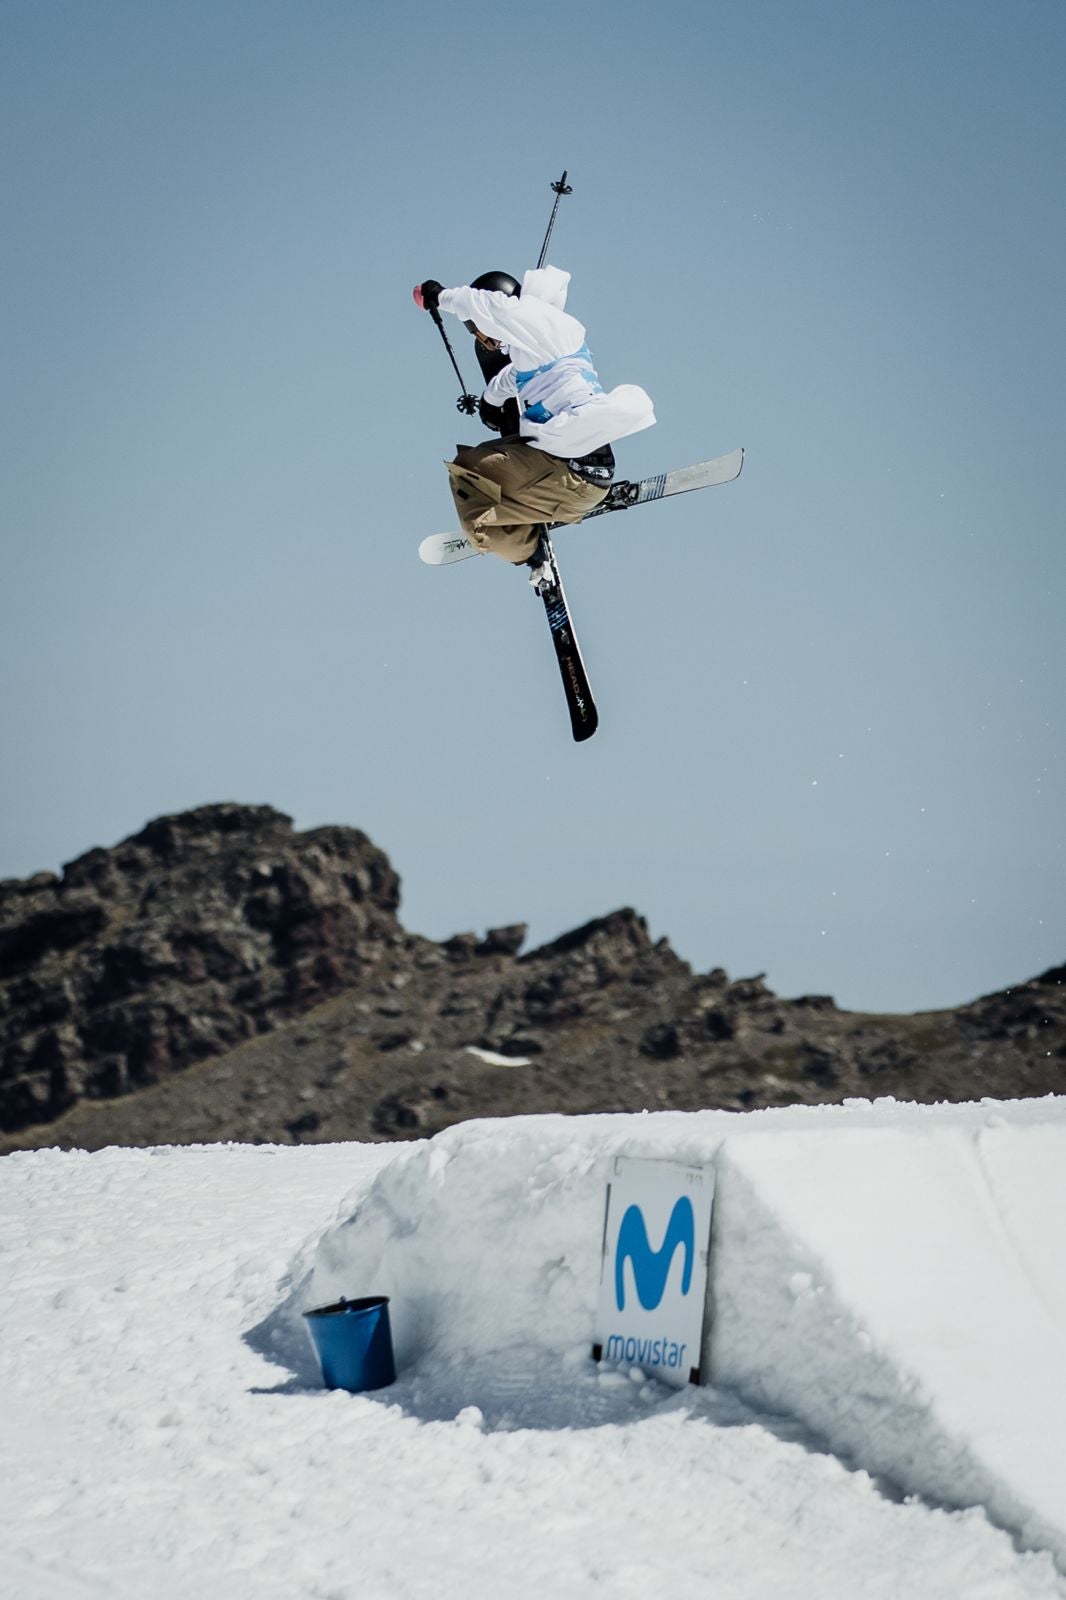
[310,1097,1066,1566]
[2,1100,1065,1598]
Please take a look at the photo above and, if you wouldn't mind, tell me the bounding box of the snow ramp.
[307,1098,1066,1566]
[711,1118,1066,1566]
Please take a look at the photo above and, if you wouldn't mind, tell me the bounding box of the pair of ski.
[419,446,744,742]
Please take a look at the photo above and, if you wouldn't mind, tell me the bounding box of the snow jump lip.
[308,1098,1066,1570]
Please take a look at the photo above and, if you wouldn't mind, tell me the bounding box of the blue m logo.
[614,1196,695,1312]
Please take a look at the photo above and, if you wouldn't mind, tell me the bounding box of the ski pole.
[430,307,479,415]
[536,170,572,269]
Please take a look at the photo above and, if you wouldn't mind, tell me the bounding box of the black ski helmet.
[471,270,520,295]
[464,270,520,333]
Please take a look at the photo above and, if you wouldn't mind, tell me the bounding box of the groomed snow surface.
[3,1098,1066,1599]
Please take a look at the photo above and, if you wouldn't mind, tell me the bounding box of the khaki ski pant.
[446,438,608,564]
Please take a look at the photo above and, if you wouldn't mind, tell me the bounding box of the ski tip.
[419,533,479,566]
[713,446,744,486]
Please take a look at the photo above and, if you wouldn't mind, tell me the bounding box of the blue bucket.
[303,1296,397,1393]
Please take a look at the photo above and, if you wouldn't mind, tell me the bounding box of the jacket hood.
[520,265,570,311]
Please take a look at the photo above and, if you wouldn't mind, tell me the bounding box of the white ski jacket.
[437,265,655,459]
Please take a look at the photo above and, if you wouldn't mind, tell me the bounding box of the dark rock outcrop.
[0,805,401,1131]
[1,804,1063,1154]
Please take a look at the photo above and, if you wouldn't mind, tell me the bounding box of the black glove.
[418,279,443,313]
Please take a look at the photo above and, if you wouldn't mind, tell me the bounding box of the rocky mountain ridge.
[1,804,1063,1154]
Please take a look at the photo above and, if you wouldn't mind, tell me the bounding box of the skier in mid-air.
[413,267,655,567]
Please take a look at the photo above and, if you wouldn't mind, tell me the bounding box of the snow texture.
[2,1098,1066,1598]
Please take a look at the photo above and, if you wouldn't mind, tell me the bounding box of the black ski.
[528,528,598,742]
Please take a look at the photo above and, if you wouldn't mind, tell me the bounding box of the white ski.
[418,533,481,566]
[418,447,744,566]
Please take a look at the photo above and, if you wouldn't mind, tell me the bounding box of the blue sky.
[2,0,1064,1012]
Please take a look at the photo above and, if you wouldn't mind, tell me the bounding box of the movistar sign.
[594,1156,715,1388]
[615,1196,695,1312]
